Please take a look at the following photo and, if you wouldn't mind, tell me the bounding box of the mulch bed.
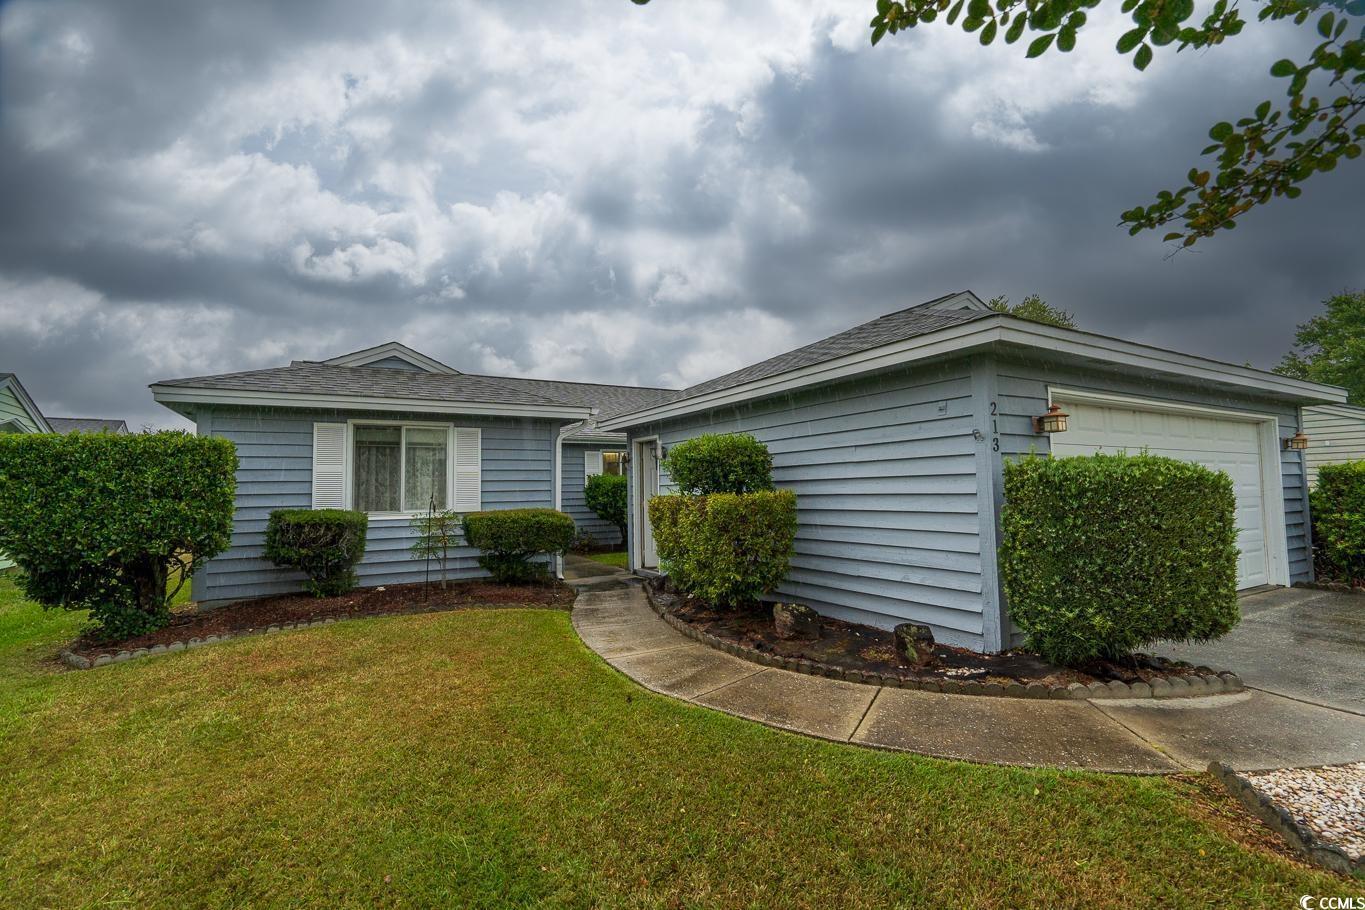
[70,580,575,658]
[658,588,1212,688]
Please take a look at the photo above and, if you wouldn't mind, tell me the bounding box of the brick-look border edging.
[642,585,1243,701]
[1208,761,1363,877]
[1295,580,1365,596]
[57,600,572,671]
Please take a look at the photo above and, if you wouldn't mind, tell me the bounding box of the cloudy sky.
[2,0,1363,429]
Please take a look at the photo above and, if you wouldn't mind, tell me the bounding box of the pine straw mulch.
[70,579,576,658]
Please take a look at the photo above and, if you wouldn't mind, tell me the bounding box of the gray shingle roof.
[155,361,678,416]
[467,376,677,420]
[48,417,129,434]
[676,296,994,400]
[155,361,577,407]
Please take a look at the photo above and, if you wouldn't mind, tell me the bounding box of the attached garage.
[1048,389,1289,591]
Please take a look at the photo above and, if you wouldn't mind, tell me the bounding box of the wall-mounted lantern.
[1032,404,1070,434]
[1284,431,1310,451]
[658,444,668,460]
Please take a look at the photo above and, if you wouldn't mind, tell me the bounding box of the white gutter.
[150,384,594,422]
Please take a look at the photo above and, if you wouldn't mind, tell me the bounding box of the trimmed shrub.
[999,453,1239,667]
[663,433,774,495]
[648,490,798,607]
[0,431,236,637]
[584,473,627,546]
[265,509,369,597]
[463,508,576,583]
[1311,460,1365,583]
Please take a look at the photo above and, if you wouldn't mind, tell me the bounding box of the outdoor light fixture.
[1284,432,1310,451]
[1032,404,1070,434]
[658,444,668,459]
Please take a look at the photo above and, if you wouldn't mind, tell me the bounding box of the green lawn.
[585,550,628,569]
[0,573,1347,908]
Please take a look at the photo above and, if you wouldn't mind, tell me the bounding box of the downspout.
[553,410,600,580]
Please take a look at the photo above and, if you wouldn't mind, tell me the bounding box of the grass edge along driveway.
[0,574,1349,909]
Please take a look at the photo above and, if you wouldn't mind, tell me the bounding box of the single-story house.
[0,373,128,569]
[599,291,1349,652]
[150,343,673,604]
[151,295,1347,651]
[1302,403,1365,488]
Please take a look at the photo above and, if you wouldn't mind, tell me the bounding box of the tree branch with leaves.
[867,0,1365,246]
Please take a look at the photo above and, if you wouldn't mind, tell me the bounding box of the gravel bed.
[1242,762,1364,861]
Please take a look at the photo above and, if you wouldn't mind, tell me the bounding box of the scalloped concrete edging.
[58,600,572,671]
[643,585,1243,701]
[1208,761,1363,877]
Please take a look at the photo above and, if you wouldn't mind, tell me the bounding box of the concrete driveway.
[1158,586,1364,716]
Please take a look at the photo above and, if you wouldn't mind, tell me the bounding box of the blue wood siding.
[193,406,560,603]
[628,360,988,649]
[991,355,1313,644]
[561,442,626,547]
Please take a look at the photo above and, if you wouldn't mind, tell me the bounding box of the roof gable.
[323,342,459,374]
[0,373,53,432]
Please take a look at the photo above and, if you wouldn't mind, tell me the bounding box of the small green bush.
[648,490,797,607]
[462,508,575,583]
[0,431,236,637]
[1311,460,1365,583]
[265,509,369,597]
[584,473,628,545]
[1000,453,1239,667]
[663,433,774,495]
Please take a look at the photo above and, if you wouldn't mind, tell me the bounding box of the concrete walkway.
[571,583,1365,774]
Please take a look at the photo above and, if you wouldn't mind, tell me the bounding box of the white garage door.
[1049,398,1270,590]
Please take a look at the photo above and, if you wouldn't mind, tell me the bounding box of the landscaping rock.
[772,602,820,641]
[892,622,935,668]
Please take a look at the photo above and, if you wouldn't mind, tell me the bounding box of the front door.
[636,439,660,569]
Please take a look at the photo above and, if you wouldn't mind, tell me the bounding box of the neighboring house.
[600,291,1348,653]
[0,373,52,435]
[48,417,130,435]
[150,343,674,604]
[1302,403,1365,488]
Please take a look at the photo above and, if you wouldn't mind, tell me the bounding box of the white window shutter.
[584,450,603,481]
[453,427,481,512]
[312,423,347,509]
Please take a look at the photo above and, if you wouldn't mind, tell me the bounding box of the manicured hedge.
[1310,460,1365,583]
[584,473,627,545]
[265,509,369,597]
[648,490,797,607]
[999,453,1239,667]
[463,508,575,583]
[0,431,236,636]
[663,433,774,495]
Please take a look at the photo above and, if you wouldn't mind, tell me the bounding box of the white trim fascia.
[599,317,1348,431]
[0,375,53,432]
[150,385,592,421]
[324,342,459,374]
[1047,386,1292,589]
[552,420,578,580]
[563,433,628,445]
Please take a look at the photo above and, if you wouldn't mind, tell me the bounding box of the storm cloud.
[2,0,1362,428]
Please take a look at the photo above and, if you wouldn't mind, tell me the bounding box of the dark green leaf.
[1057,26,1076,51]
[1270,58,1297,77]
[1209,121,1234,141]
[1134,43,1153,70]
[1026,32,1055,57]
[980,19,999,44]
[1116,27,1146,54]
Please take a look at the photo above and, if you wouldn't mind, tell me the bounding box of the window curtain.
[403,427,448,511]
[354,426,401,512]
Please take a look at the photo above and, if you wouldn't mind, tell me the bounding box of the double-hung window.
[310,422,481,515]
[353,425,449,513]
